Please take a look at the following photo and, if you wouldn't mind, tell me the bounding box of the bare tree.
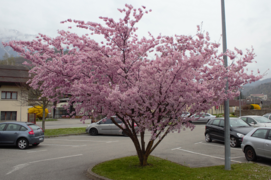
[17,82,51,131]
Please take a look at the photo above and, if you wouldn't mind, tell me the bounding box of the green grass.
[213,113,237,117]
[44,127,86,137]
[36,118,58,121]
[92,156,271,180]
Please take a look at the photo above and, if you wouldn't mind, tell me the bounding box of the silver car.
[263,113,271,120]
[86,116,136,136]
[240,115,271,127]
[241,127,271,161]
[191,113,216,123]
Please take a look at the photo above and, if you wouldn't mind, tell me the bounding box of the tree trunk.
[42,105,46,131]
[139,153,149,166]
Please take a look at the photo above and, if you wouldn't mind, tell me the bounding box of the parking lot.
[0,124,270,180]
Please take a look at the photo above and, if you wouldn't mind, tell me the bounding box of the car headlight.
[237,133,244,138]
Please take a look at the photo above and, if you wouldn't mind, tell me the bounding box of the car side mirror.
[250,122,255,125]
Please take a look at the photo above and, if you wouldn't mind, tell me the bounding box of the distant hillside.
[242,78,271,96]
[245,82,271,100]
[0,56,30,68]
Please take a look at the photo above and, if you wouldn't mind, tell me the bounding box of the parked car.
[191,113,216,123]
[86,116,137,136]
[263,113,271,120]
[181,112,190,117]
[0,122,44,149]
[241,127,271,161]
[205,118,254,147]
[239,115,271,127]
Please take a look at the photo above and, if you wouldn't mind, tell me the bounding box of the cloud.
[1,0,270,79]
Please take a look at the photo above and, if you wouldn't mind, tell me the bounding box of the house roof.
[0,65,29,83]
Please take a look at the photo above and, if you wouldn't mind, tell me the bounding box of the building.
[0,65,29,122]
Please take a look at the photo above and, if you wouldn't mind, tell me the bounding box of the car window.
[252,129,268,139]
[6,124,21,131]
[113,117,122,124]
[247,118,256,124]
[28,124,41,130]
[20,126,28,131]
[269,116,271,120]
[0,124,6,131]
[212,119,220,126]
[205,114,210,116]
[263,115,268,118]
[253,116,271,123]
[219,120,224,127]
[102,118,112,124]
[240,117,247,121]
[267,130,271,140]
[230,119,250,127]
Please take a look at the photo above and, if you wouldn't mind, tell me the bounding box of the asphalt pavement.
[1,123,270,180]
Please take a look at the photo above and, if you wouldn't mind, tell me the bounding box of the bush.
[251,104,261,110]
[28,106,48,119]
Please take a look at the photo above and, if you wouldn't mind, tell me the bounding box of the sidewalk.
[36,118,92,129]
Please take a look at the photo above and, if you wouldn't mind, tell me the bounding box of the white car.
[241,127,271,161]
[191,113,216,123]
[86,116,137,136]
[240,116,271,127]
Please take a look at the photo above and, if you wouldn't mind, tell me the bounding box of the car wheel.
[33,143,39,146]
[89,128,98,136]
[205,133,212,142]
[230,136,239,147]
[245,146,257,161]
[17,138,29,150]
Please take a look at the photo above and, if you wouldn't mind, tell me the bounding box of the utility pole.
[221,0,231,170]
[239,90,241,116]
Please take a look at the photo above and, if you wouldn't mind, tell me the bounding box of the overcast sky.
[1,0,270,79]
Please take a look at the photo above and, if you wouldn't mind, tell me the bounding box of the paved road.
[1,124,270,180]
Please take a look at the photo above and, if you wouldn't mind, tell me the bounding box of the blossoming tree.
[4,4,262,166]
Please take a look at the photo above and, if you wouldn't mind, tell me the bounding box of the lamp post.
[221,0,231,170]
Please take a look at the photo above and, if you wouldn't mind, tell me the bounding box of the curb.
[85,166,112,180]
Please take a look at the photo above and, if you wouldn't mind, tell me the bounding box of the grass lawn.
[36,118,58,121]
[92,156,271,180]
[44,127,86,137]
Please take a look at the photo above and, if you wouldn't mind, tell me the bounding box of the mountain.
[244,82,271,100]
[242,78,271,96]
[0,29,36,59]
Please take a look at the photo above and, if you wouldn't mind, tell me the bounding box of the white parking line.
[195,142,242,151]
[27,150,47,153]
[42,144,87,147]
[6,154,83,175]
[45,139,119,143]
[171,147,241,163]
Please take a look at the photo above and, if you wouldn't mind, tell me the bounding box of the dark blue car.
[0,122,44,149]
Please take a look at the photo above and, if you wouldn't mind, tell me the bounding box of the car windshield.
[253,116,271,123]
[230,119,250,127]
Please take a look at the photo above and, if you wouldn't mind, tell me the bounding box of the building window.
[1,111,17,121]
[1,91,17,99]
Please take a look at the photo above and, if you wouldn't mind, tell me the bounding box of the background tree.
[0,53,16,65]
[4,4,262,166]
[17,81,51,131]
